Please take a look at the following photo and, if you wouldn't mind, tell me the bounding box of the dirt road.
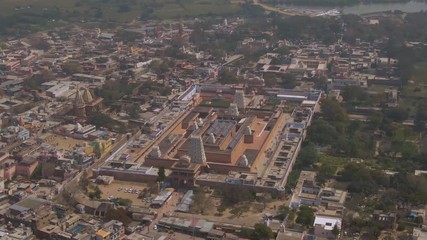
[252,0,302,16]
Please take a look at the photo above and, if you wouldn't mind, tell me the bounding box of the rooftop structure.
[94,85,320,193]
[313,215,342,239]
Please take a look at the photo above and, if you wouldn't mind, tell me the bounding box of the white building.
[313,215,342,240]
[46,83,70,98]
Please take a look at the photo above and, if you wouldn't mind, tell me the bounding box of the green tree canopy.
[218,68,242,84]
[281,73,297,89]
[296,142,319,168]
[157,166,165,182]
[105,208,132,226]
[296,205,315,228]
[190,188,213,214]
[321,99,348,123]
[342,86,369,103]
[62,61,83,75]
[307,119,339,145]
[384,107,409,123]
[252,223,274,240]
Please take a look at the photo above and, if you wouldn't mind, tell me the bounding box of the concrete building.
[100,220,125,240]
[16,158,39,177]
[313,215,342,240]
[71,74,105,84]
[157,216,215,238]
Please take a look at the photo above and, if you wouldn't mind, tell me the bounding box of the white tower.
[207,133,216,144]
[149,145,162,158]
[244,126,252,135]
[237,154,249,167]
[228,103,239,117]
[234,90,246,109]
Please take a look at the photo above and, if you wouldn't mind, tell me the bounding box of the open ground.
[0,0,241,21]
[97,181,149,207]
[45,134,89,151]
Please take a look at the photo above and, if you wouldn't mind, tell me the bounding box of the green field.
[318,154,350,167]
[411,62,427,85]
[397,62,427,115]
[200,99,231,108]
[0,0,240,21]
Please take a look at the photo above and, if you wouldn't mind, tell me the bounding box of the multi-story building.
[16,158,39,177]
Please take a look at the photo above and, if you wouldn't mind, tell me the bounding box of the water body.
[279,1,427,15]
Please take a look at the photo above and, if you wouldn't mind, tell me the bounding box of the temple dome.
[237,154,249,167]
[179,155,191,165]
[74,89,85,108]
[82,88,94,103]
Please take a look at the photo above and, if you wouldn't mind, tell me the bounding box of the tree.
[342,86,368,103]
[190,188,213,214]
[296,142,319,168]
[32,40,51,51]
[105,208,132,226]
[117,4,131,12]
[296,205,315,228]
[218,68,242,84]
[157,166,165,182]
[62,61,83,75]
[127,104,140,119]
[79,170,90,192]
[149,60,170,75]
[263,73,278,87]
[316,164,337,185]
[332,224,340,239]
[189,24,207,44]
[116,198,133,206]
[281,73,297,89]
[390,173,427,205]
[307,119,339,145]
[339,163,387,195]
[24,70,54,89]
[313,76,328,91]
[93,186,102,199]
[369,111,384,129]
[89,113,117,129]
[384,107,409,122]
[276,205,291,220]
[94,8,103,18]
[415,103,427,130]
[95,57,109,64]
[221,187,254,206]
[321,99,348,123]
[252,223,274,240]
[415,216,424,227]
[230,206,244,217]
[278,205,290,216]
[216,205,226,216]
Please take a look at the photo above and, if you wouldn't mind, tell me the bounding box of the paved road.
[144,191,183,234]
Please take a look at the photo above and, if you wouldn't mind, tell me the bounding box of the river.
[278,1,427,15]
